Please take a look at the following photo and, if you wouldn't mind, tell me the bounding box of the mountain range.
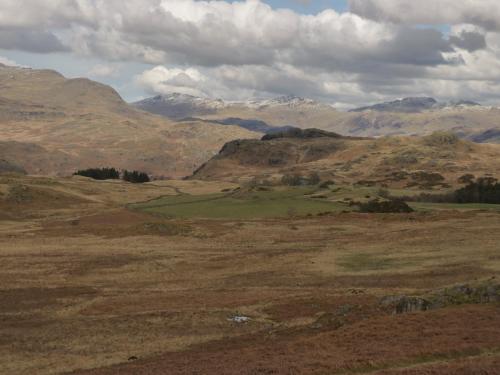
[3,63,500,179]
[135,93,500,143]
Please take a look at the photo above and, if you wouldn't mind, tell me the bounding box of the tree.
[122,170,151,184]
[74,167,120,180]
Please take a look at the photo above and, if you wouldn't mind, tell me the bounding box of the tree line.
[381,175,500,204]
[74,167,150,183]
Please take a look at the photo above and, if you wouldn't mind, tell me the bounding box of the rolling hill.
[0,64,259,177]
[192,128,500,189]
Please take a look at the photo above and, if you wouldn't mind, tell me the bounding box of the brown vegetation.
[0,175,499,374]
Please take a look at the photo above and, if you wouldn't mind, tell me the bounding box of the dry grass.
[0,175,499,374]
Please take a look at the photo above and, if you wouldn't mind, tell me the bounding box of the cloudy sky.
[1,0,500,107]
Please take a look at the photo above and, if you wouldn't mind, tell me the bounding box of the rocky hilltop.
[192,128,500,188]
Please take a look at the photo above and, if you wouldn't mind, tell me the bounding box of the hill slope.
[0,65,258,177]
[192,129,500,188]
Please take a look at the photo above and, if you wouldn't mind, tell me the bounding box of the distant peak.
[350,97,483,113]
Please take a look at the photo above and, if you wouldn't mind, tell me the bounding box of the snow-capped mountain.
[133,93,334,119]
[133,93,226,119]
[233,95,331,109]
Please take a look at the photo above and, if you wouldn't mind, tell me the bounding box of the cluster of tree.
[122,170,151,183]
[455,177,500,204]
[74,167,150,183]
[74,167,120,180]
[380,175,500,204]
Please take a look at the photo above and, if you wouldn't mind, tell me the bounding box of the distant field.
[130,187,348,219]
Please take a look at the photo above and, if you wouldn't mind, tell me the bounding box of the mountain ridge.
[0,66,259,177]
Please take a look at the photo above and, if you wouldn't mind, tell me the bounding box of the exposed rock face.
[430,283,500,308]
[381,281,500,314]
[380,296,431,314]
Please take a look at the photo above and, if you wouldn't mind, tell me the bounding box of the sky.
[1,0,500,107]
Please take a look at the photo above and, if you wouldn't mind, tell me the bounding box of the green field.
[130,185,500,219]
[130,187,348,219]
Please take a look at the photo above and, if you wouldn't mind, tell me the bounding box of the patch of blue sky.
[263,0,348,14]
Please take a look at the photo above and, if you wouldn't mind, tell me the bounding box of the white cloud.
[3,0,500,104]
[87,64,121,78]
[0,55,24,67]
[135,66,209,97]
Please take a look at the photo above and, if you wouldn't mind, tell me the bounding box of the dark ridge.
[179,117,296,134]
[469,129,500,143]
[261,128,342,141]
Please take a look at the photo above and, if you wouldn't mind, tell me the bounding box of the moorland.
[1,64,500,375]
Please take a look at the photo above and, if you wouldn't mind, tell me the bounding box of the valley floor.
[1,175,500,374]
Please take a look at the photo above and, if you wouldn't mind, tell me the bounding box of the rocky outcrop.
[381,281,500,314]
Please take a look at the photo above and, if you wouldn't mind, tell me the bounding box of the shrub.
[458,174,475,184]
[358,199,414,213]
[281,174,305,186]
[308,172,321,185]
[424,132,459,147]
[281,172,321,186]
[319,180,335,189]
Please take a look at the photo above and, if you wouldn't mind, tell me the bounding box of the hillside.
[0,157,26,175]
[0,65,259,177]
[136,93,500,143]
[192,129,500,188]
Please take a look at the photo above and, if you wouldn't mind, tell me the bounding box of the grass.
[4,175,500,374]
[130,184,500,219]
[337,253,398,272]
[131,187,348,219]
